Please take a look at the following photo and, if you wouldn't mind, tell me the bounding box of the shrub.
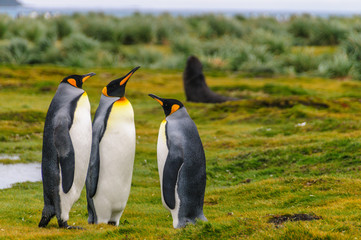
[61,33,99,55]
[187,14,243,38]
[6,18,48,42]
[201,37,243,58]
[95,50,119,67]
[79,16,117,42]
[310,19,348,46]
[343,32,361,61]
[0,15,11,39]
[0,38,33,64]
[248,29,290,54]
[230,44,282,74]
[61,52,93,67]
[52,16,77,39]
[30,37,61,64]
[149,54,186,69]
[119,46,163,68]
[288,16,315,44]
[116,16,155,44]
[318,53,352,78]
[170,35,202,56]
[240,57,282,75]
[283,52,321,73]
[154,14,188,44]
[246,16,283,34]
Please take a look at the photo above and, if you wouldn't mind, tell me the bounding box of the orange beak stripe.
[82,75,91,83]
[68,78,77,87]
[119,72,134,86]
[154,98,163,106]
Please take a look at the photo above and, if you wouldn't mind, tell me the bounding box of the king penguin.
[86,66,139,226]
[39,72,95,229]
[148,94,207,228]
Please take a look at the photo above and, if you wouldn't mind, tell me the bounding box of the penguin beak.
[148,94,164,106]
[81,72,96,83]
[119,66,140,86]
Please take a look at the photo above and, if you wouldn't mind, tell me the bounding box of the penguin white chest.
[157,119,181,228]
[94,99,135,211]
[157,120,169,208]
[60,92,92,220]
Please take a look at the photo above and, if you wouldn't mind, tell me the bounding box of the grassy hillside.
[1,66,361,239]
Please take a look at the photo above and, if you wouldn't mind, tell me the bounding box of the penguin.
[148,94,207,228]
[39,72,95,229]
[183,55,237,103]
[86,66,139,226]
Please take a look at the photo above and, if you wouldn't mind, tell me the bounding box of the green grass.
[2,66,361,239]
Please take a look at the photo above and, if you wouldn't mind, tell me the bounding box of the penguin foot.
[58,220,84,230]
[66,225,85,230]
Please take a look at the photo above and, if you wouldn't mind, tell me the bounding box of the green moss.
[0,111,46,123]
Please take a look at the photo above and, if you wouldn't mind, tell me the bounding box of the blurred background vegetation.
[1,13,361,79]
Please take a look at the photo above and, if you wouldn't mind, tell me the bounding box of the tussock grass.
[1,13,361,78]
[1,66,361,238]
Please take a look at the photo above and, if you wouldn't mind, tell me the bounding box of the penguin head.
[61,72,96,88]
[149,94,184,117]
[102,66,140,97]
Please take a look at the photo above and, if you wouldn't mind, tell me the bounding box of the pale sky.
[18,0,361,13]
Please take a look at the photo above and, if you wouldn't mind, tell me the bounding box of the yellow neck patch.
[67,78,77,87]
[170,104,180,115]
[113,97,129,107]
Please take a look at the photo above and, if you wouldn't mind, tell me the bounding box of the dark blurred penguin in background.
[183,55,237,103]
[149,94,207,228]
[39,72,95,229]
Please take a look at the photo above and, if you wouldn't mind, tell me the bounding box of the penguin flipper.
[87,141,100,198]
[87,123,105,198]
[163,148,184,210]
[53,115,75,194]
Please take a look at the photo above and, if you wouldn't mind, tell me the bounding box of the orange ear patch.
[102,87,109,97]
[67,78,77,87]
[171,104,180,114]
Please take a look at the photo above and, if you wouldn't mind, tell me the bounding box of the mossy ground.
[1,66,361,239]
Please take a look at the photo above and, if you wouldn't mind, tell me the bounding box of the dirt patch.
[268,213,322,225]
[241,178,252,184]
[304,179,325,186]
